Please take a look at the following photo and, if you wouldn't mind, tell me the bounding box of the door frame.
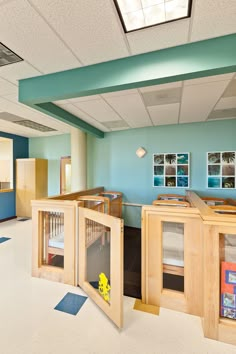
[60,156,71,194]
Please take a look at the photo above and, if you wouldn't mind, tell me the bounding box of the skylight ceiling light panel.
[165,0,189,21]
[118,0,142,13]
[124,9,145,31]
[142,0,164,7]
[144,3,165,26]
[115,0,191,32]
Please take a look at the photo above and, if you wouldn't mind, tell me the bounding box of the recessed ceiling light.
[13,120,56,132]
[114,0,192,33]
[0,42,23,67]
[0,112,56,132]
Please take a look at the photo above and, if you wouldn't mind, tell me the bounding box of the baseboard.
[0,216,17,223]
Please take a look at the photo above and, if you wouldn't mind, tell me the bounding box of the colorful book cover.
[221,261,236,319]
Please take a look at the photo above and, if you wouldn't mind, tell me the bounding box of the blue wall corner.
[0,132,28,220]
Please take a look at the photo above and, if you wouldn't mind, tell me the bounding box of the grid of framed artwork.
[153,152,190,188]
[207,151,236,189]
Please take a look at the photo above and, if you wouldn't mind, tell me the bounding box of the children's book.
[221,261,236,320]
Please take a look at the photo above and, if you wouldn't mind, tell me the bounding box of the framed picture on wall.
[207,151,236,189]
[153,152,190,188]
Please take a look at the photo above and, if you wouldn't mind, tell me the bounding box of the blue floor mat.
[0,237,11,244]
[54,292,87,316]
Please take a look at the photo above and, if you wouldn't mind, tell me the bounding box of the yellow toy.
[98,272,111,302]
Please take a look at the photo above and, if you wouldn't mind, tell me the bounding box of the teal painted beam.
[19,34,236,104]
[35,102,104,138]
[18,34,236,138]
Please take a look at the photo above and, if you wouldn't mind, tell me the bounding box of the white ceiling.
[0,0,235,137]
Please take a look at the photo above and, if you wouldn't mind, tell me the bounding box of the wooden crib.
[157,193,187,202]
[201,196,227,206]
[187,191,236,346]
[31,187,124,328]
[152,198,191,277]
[142,196,203,316]
[43,195,110,266]
[31,187,122,286]
[98,191,122,218]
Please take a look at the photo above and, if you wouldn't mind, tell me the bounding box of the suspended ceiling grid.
[0,0,235,137]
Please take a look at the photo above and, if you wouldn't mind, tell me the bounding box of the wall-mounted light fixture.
[136,147,147,158]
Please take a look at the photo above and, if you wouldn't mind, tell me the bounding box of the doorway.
[60,156,71,194]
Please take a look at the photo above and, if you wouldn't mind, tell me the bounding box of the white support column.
[70,128,87,192]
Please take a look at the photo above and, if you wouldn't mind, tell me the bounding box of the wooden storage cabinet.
[16,158,48,217]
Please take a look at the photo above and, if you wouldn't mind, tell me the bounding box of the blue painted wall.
[87,119,236,227]
[0,131,28,220]
[29,134,71,196]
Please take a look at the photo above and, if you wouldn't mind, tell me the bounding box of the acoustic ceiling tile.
[0,0,81,74]
[223,79,236,97]
[102,120,130,130]
[180,80,230,123]
[30,0,129,65]
[101,89,138,98]
[55,103,110,132]
[73,99,122,123]
[190,0,236,42]
[215,97,236,110]
[0,78,17,95]
[67,95,101,103]
[0,61,41,84]
[53,99,70,106]
[184,73,235,86]
[104,93,152,128]
[147,103,179,125]
[0,96,71,133]
[142,87,181,107]
[127,18,189,54]
[208,108,236,120]
[139,81,182,93]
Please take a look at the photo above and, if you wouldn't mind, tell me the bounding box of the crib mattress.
[224,234,236,263]
[48,232,64,249]
[163,255,184,267]
[162,222,184,267]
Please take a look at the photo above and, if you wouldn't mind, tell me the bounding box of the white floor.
[1,220,236,354]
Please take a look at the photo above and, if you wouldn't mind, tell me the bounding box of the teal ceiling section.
[19,34,236,138]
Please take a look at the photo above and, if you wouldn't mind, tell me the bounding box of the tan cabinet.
[16,158,48,217]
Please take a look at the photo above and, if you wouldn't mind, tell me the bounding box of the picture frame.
[226,270,236,285]
[207,151,236,189]
[153,152,190,188]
